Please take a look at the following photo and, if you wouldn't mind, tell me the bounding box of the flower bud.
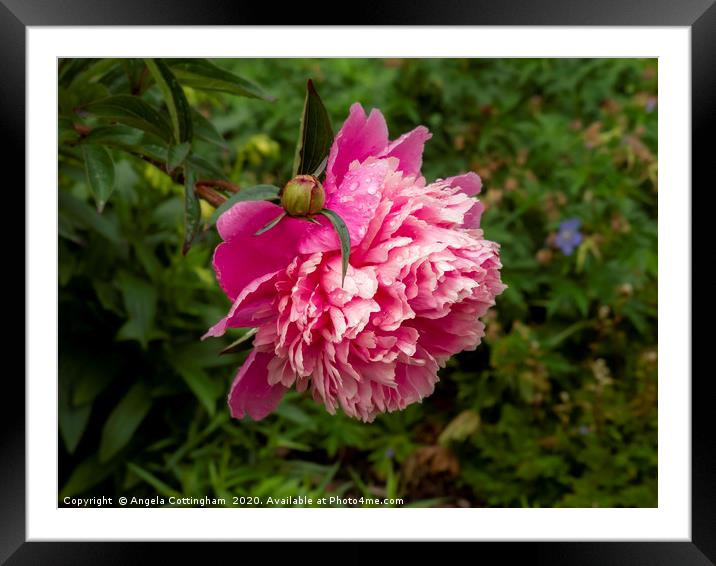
[280,175,325,217]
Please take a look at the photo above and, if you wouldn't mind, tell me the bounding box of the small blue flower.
[384,447,395,459]
[645,98,657,113]
[555,218,583,256]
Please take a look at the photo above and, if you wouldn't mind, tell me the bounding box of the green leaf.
[183,165,201,255]
[59,455,117,499]
[318,208,351,286]
[126,462,181,498]
[58,191,122,243]
[85,95,173,142]
[292,79,333,177]
[187,154,227,180]
[120,59,147,93]
[59,58,99,87]
[81,144,115,212]
[167,141,192,172]
[59,373,91,454]
[58,117,81,144]
[174,366,220,416]
[73,367,115,407]
[191,109,227,147]
[167,59,275,101]
[83,124,149,148]
[144,58,193,144]
[99,382,152,463]
[209,184,280,225]
[115,272,159,349]
[254,212,286,236]
[220,328,258,355]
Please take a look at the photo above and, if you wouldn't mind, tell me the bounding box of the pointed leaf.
[220,328,258,355]
[293,79,333,177]
[167,59,275,101]
[58,191,121,243]
[144,58,193,144]
[183,165,201,254]
[59,375,91,454]
[115,272,159,349]
[191,109,227,147]
[174,366,220,416]
[318,208,351,286]
[86,95,173,142]
[81,144,115,212]
[126,462,181,498]
[254,212,286,236]
[99,382,152,463]
[59,455,117,499]
[312,155,328,178]
[167,141,192,172]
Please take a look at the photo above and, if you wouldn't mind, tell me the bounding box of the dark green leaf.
[126,462,181,498]
[73,366,115,406]
[58,191,122,243]
[173,366,220,416]
[59,58,98,86]
[187,154,227,180]
[318,208,351,286]
[86,95,173,142]
[83,124,155,148]
[167,59,275,101]
[312,155,328,177]
[191,109,227,147]
[58,117,81,144]
[59,456,117,499]
[219,328,258,355]
[167,141,192,172]
[254,212,286,236]
[183,165,201,255]
[144,58,193,144]
[209,184,280,225]
[120,59,147,93]
[115,272,160,349]
[81,144,115,212]
[99,382,152,463]
[293,79,333,177]
[59,376,91,454]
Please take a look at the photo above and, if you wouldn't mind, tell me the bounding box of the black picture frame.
[4,1,711,563]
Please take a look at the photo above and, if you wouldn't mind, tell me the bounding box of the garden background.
[58,58,658,507]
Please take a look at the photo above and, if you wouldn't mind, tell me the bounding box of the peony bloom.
[204,103,506,422]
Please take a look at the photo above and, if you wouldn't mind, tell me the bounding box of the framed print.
[4,0,712,563]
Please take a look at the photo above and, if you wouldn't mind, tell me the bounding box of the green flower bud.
[280,175,325,217]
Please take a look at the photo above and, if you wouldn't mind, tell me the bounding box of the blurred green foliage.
[58,58,657,507]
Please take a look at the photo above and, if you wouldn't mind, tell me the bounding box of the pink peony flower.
[204,103,506,422]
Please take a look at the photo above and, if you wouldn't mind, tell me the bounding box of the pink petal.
[299,158,390,254]
[228,350,287,420]
[445,173,484,228]
[203,270,280,339]
[325,103,389,192]
[445,172,482,196]
[379,126,432,177]
[213,200,309,301]
[463,200,485,229]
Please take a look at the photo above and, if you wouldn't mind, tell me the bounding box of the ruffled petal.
[445,173,484,228]
[379,126,432,177]
[203,270,280,339]
[326,103,389,192]
[445,172,482,196]
[299,158,390,254]
[228,350,287,420]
